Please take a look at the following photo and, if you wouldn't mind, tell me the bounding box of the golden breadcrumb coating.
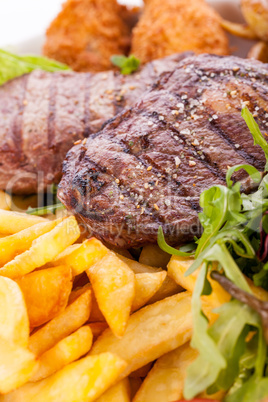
[43,0,131,72]
[131,0,229,64]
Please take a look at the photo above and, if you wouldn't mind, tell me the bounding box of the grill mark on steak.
[0,53,191,194]
[59,54,268,248]
[67,153,162,226]
[208,118,261,167]
[145,110,227,182]
[12,74,29,162]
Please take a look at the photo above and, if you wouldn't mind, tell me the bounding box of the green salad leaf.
[111,54,140,75]
[0,49,70,86]
[156,106,268,401]
[157,226,195,257]
[242,106,268,170]
[26,203,65,216]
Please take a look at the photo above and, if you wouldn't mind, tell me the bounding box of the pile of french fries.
[0,195,267,401]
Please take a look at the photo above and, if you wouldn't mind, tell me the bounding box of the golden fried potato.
[131,0,229,64]
[130,362,152,378]
[0,210,47,235]
[43,0,130,72]
[29,287,91,356]
[0,191,11,211]
[118,255,182,302]
[30,325,93,382]
[89,289,105,322]
[0,277,29,348]
[133,342,198,402]
[139,244,171,268]
[0,337,37,394]
[0,216,80,279]
[87,251,135,337]
[11,195,38,213]
[89,322,109,340]
[90,291,193,379]
[132,271,167,311]
[16,266,72,328]
[50,237,108,277]
[0,220,58,267]
[167,255,231,309]
[96,378,131,402]
[1,353,126,402]
[241,0,268,41]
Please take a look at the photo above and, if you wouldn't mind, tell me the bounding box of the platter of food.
[1,0,268,401]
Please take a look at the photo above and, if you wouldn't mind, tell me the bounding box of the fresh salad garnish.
[158,106,268,401]
[0,49,70,86]
[110,54,140,75]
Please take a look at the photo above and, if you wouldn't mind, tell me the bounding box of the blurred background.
[0,0,142,47]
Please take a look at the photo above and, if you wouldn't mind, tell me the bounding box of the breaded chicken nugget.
[43,0,131,72]
[131,0,229,64]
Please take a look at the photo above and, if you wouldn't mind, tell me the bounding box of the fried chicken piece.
[43,0,131,72]
[131,0,229,64]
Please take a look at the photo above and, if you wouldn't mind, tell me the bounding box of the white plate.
[7,0,255,59]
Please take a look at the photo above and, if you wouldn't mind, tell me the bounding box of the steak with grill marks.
[58,53,268,248]
[0,53,188,194]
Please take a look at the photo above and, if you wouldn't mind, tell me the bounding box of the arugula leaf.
[195,183,244,257]
[0,49,70,86]
[157,226,194,257]
[184,263,226,399]
[242,106,268,171]
[26,203,65,216]
[111,54,140,75]
[226,164,261,189]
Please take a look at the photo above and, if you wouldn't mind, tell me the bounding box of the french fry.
[117,255,162,274]
[90,291,193,379]
[0,210,47,235]
[0,220,58,267]
[0,216,80,279]
[68,283,91,304]
[29,287,91,356]
[169,255,268,305]
[118,255,182,303]
[11,194,38,213]
[167,255,230,308]
[89,322,109,340]
[133,342,198,402]
[0,191,11,211]
[1,353,127,402]
[16,266,72,327]
[132,271,167,311]
[139,244,171,268]
[0,337,37,394]
[246,277,268,301]
[0,276,29,348]
[30,325,93,382]
[130,363,152,378]
[87,251,135,338]
[129,377,143,400]
[96,378,131,402]
[167,255,196,292]
[90,289,105,322]
[49,238,108,277]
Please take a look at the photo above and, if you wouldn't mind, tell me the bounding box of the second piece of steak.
[59,53,268,248]
[0,53,188,194]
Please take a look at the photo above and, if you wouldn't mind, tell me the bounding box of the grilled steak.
[0,53,188,194]
[58,53,268,248]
